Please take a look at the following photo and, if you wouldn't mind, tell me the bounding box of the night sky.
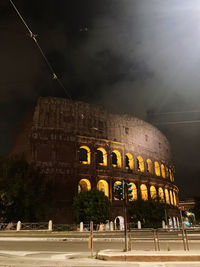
[1,0,200,199]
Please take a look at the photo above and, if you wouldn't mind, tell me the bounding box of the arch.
[96,147,107,166]
[154,161,161,176]
[166,167,169,178]
[170,190,174,205]
[113,181,122,200]
[129,182,137,200]
[169,169,174,182]
[150,186,157,199]
[140,184,148,200]
[112,150,122,168]
[158,187,164,201]
[125,153,134,170]
[137,156,144,172]
[78,179,91,193]
[161,164,166,178]
[165,188,170,204]
[173,191,177,206]
[97,180,109,197]
[79,146,91,164]
[147,159,153,173]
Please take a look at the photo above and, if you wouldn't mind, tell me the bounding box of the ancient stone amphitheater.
[10,97,179,223]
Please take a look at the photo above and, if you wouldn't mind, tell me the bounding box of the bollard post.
[162,220,166,229]
[110,221,114,231]
[48,220,53,231]
[16,221,21,231]
[80,222,83,232]
[137,221,141,229]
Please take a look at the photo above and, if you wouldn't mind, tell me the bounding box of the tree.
[73,189,110,224]
[128,198,173,228]
[0,156,51,222]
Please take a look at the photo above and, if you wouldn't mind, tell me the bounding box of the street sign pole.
[89,221,93,257]
[122,180,128,252]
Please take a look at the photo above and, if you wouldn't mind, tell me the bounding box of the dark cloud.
[1,0,200,198]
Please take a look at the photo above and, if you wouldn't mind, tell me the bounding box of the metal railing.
[21,222,49,230]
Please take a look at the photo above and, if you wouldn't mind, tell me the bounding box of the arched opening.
[125,153,134,170]
[158,187,164,201]
[161,164,166,178]
[166,167,169,178]
[147,159,153,173]
[129,182,137,201]
[114,216,124,230]
[79,146,91,164]
[97,180,109,197]
[170,190,174,205]
[96,147,107,166]
[112,150,122,168]
[140,184,148,200]
[78,179,91,193]
[137,156,144,172]
[165,188,170,204]
[113,181,122,200]
[173,191,177,206]
[154,161,161,176]
[169,169,174,182]
[150,186,157,199]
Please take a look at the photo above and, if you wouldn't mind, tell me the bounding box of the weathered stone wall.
[10,97,178,223]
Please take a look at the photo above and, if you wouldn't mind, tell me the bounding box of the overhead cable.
[9,0,72,100]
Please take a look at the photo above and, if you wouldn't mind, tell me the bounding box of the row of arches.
[78,179,177,206]
[78,146,174,181]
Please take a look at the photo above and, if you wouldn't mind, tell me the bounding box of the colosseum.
[10,97,179,223]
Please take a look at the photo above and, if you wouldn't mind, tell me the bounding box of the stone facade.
[10,97,179,223]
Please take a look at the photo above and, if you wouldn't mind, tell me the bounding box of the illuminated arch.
[97,180,109,197]
[173,191,177,206]
[165,188,170,204]
[125,153,134,170]
[78,179,91,193]
[114,181,122,200]
[147,159,153,173]
[150,186,157,199]
[140,184,148,200]
[79,146,91,164]
[170,190,174,205]
[158,187,164,201]
[112,150,122,168]
[96,147,107,166]
[169,169,174,182]
[154,161,161,176]
[129,182,137,200]
[137,156,144,172]
[161,164,166,178]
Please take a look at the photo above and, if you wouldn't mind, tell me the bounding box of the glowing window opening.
[137,156,144,172]
[79,146,91,164]
[78,179,91,193]
[114,181,121,200]
[140,184,148,200]
[161,164,166,178]
[129,182,137,201]
[165,189,170,204]
[170,190,174,205]
[150,186,157,199]
[96,147,107,166]
[173,191,177,206]
[154,161,161,176]
[97,180,109,197]
[158,187,164,201]
[112,150,122,168]
[125,153,134,170]
[147,159,153,173]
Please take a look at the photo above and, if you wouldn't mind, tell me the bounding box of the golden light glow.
[140,184,148,200]
[170,190,174,205]
[79,146,91,164]
[125,153,134,170]
[169,169,174,182]
[97,147,107,166]
[78,179,91,193]
[147,159,153,173]
[129,182,137,200]
[166,167,169,178]
[137,156,144,172]
[173,191,177,206]
[112,150,122,168]
[158,187,164,201]
[154,161,161,176]
[97,180,109,197]
[161,164,166,178]
[150,185,157,199]
[165,188,170,204]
